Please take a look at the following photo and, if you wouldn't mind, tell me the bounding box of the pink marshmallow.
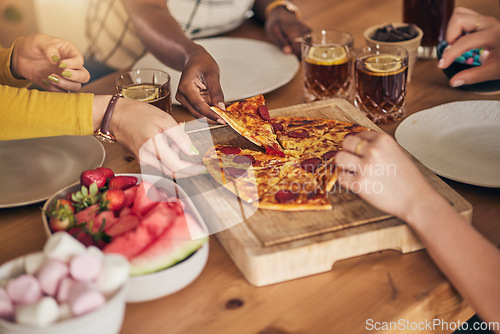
[37,259,69,296]
[0,286,14,320]
[68,282,105,316]
[70,253,102,282]
[6,274,42,305]
[56,277,75,303]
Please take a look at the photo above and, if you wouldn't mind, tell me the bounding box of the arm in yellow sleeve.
[0,39,31,88]
[0,85,94,140]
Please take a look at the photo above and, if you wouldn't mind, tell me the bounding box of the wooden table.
[1,0,499,333]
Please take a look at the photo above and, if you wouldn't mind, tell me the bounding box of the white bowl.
[0,255,127,334]
[41,173,209,303]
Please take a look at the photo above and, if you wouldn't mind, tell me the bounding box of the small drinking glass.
[301,30,354,102]
[115,68,172,114]
[403,0,454,59]
[354,45,409,124]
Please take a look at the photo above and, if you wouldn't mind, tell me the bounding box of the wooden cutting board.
[179,98,472,286]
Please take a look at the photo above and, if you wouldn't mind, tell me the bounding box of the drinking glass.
[115,68,172,114]
[354,45,409,124]
[403,0,454,59]
[301,30,354,102]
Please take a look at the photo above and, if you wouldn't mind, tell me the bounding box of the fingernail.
[451,79,465,87]
[200,169,209,175]
[444,45,452,52]
[42,79,51,87]
[59,62,68,69]
[437,58,445,69]
[61,70,72,78]
[48,75,59,83]
[190,144,200,155]
[180,121,186,130]
[51,55,61,63]
[479,49,490,64]
[217,118,226,125]
[217,102,226,110]
[283,45,292,54]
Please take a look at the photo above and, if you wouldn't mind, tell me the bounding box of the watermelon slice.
[131,181,160,217]
[128,214,207,276]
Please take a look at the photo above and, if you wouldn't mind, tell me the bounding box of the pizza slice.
[202,145,297,203]
[271,116,336,156]
[210,95,284,156]
[253,166,332,211]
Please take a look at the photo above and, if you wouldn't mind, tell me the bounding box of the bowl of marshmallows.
[0,232,129,334]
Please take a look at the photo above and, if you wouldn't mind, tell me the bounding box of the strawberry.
[102,189,125,211]
[96,167,114,180]
[108,175,138,190]
[46,199,76,232]
[71,183,100,211]
[80,169,108,188]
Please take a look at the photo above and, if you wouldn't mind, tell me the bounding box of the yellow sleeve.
[0,85,94,140]
[0,38,31,88]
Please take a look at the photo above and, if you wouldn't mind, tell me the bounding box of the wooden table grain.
[1,0,499,333]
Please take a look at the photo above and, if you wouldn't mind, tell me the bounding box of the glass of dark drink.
[115,68,172,114]
[301,30,354,102]
[403,0,454,59]
[354,45,409,124]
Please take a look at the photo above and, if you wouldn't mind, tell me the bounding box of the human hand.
[175,46,226,124]
[438,7,500,86]
[335,131,438,222]
[265,7,311,58]
[100,96,206,177]
[11,33,90,92]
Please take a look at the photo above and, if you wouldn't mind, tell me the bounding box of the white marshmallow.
[96,254,129,296]
[15,296,59,327]
[43,231,86,262]
[86,246,104,260]
[37,259,69,296]
[6,274,42,305]
[56,277,75,303]
[68,282,105,316]
[70,253,102,282]
[24,252,46,275]
[58,303,73,321]
[0,286,14,320]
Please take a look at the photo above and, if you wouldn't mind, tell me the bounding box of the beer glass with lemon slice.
[354,45,408,124]
[301,30,354,102]
[115,69,172,114]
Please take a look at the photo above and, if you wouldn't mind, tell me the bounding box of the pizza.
[203,95,371,211]
[210,95,284,156]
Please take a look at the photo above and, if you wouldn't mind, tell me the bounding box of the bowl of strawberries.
[42,167,209,303]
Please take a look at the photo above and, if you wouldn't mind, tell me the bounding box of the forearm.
[121,0,202,71]
[0,40,30,88]
[407,193,500,324]
[0,85,94,140]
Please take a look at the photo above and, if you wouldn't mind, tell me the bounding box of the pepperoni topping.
[233,155,256,165]
[257,105,271,121]
[219,146,241,155]
[265,145,285,157]
[288,129,310,138]
[300,158,321,172]
[272,122,284,132]
[307,190,322,200]
[275,190,299,203]
[322,151,337,161]
[225,167,247,178]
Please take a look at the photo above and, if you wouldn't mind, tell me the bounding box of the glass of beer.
[354,45,408,124]
[403,0,454,59]
[115,68,172,114]
[301,30,354,102]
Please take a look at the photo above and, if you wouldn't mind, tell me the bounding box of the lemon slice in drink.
[364,54,404,74]
[306,46,348,65]
[122,85,160,102]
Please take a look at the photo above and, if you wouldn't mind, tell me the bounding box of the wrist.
[265,0,301,20]
[10,38,25,80]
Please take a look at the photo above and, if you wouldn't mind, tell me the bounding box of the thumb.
[164,123,200,156]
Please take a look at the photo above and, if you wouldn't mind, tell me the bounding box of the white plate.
[133,37,300,104]
[395,100,500,188]
[0,136,105,208]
